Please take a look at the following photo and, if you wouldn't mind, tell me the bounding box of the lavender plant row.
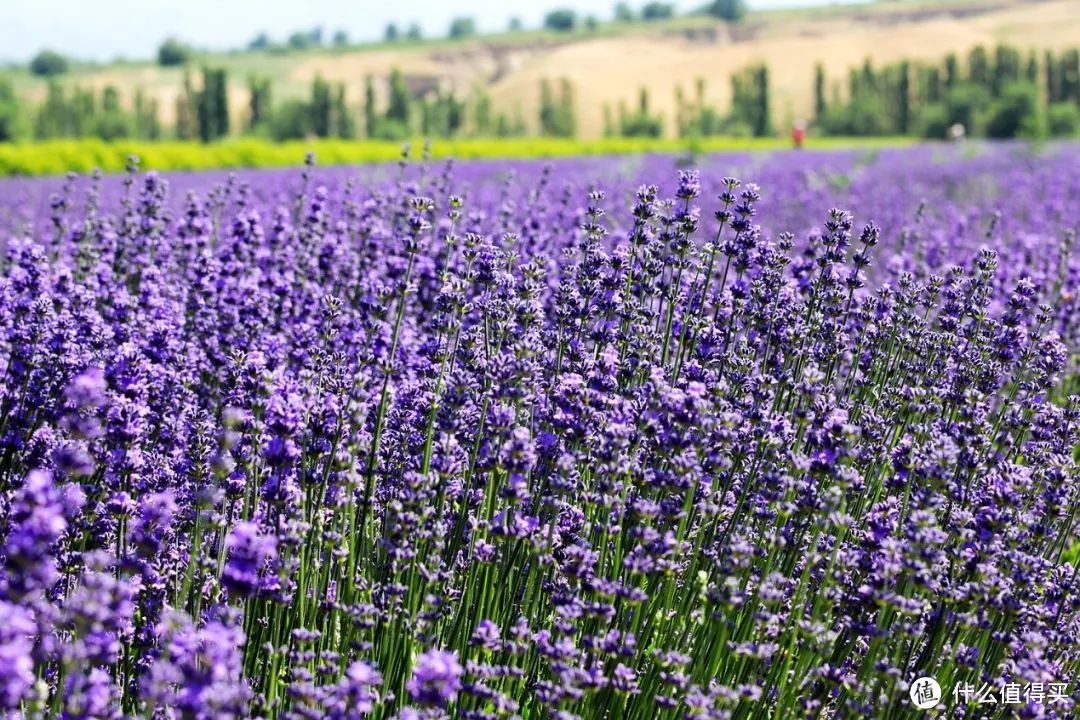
[1,145,1079,720]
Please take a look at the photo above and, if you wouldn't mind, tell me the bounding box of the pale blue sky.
[0,0,864,63]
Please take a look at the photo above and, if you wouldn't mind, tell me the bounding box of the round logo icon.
[910,676,942,710]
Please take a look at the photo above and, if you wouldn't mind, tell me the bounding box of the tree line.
[597,66,771,140]
[1,43,1077,144]
[813,45,1080,139]
[0,67,526,143]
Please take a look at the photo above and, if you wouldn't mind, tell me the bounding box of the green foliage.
[93,86,132,141]
[248,33,271,52]
[421,89,465,138]
[916,103,951,140]
[386,69,412,130]
[29,50,69,77]
[991,45,1021,97]
[92,110,132,141]
[914,82,991,138]
[1045,49,1080,104]
[539,78,575,137]
[894,61,911,134]
[1025,51,1039,85]
[0,136,914,177]
[358,71,414,141]
[175,72,196,140]
[706,0,747,22]
[32,85,68,139]
[68,88,97,137]
[968,45,989,87]
[448,17,477,39]
[368,118,411,141]
[1045,51,1063,103]
[267,99,311,141]
[730,64,771,137]
[406,24,423,41]
[332,30,350,48]
[544,9,577,32]
[363,76,377,139]
[940,82,991,134]
[1062,49,1080,103]
[299,76,355,139]
[944,53,959,88]
[1047,102,1080,137]
[0,80,27,142]
[26,82,152,141]
[614,2,635,22]
[384,24,399,42]
[248,76,272,132]
[642,3,675,21]
[820,93,890,136]
[473,92,492,136]
[676,78,726,138]
[494,111,526,137]
[810,42,1079,140]
[157,38,193,67]
[14,37,1079,147]
[310,76,333,138]
[333,84,356,139]
[618,87,663,138]
[814,64,826,121]
[134,90,162,140]
[986,82,1046,139]
[287,28,323,51]
[196,67,229,143]
[920,65,942,105]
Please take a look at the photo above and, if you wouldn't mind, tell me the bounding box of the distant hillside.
[4,0,1079,138]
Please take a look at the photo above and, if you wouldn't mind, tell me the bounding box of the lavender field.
[1,143,1079,719]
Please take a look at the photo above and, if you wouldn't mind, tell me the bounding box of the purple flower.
[128,491,177,560]
[222,521,277,597]
[62,667,119,720]
[0,146,1078,720]
[324,661,383,719]
[142,609,250,720]
[64,367,108,410]
[3,469,74,599]
[0,601,36,709]
[407,649,463,707]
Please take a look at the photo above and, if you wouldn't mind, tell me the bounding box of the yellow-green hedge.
[0,136,915,177]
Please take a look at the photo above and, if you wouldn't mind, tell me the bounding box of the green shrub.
[268,100,311,141]
[369,118,411,141]
[642,3,675,21]
[986,82,1046,139]
[1047,102,1080,137]
[448,17,477,39]
[942,83,991,135]
[543,9,577,32]
[707,0,747,22]
[0,81,26,141]
[29,50,69,77]
[157,39,193,67]
[916,103,951,139]
[0,136,914,178]
[94,116,132,141]
[819,96,890,136]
